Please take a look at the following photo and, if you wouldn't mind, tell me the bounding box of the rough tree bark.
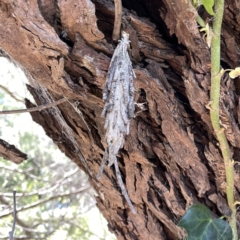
[1,0,240,239]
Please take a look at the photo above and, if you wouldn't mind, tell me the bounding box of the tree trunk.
[1,0,240,239]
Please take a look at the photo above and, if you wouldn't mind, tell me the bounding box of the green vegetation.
[179,0,238,239]
[179,204,233,240]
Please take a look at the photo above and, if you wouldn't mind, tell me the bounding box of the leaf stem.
[210,0,237,238]
[196,15,206,28]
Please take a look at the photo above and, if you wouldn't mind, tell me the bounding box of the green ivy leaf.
[229,67,240,79]
[178,204,233,240]
[202,0,214,15]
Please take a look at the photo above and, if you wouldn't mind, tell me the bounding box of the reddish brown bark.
[0,138,27,164]
[1,0,240,239]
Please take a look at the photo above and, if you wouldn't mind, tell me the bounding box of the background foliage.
[0,57,116,240]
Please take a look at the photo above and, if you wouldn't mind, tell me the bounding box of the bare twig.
[64,219,105,240]
[0,85,24,103]
[0,164,49,182]
[0,236,47,240]
[112,0,122,41]
[0,167,80,198]
[0,97,67,115]
[0,186,91,218]
[9,191,17,240]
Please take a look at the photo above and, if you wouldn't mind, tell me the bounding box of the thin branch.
[0,98,67,115]
[0,186,91,218]
[0,196,33,238]
[0,236,47,240]
[79,202,96,215]
[0,85,24,103]
[9,191,17,240]
[0,167,80,198]
[64,219,105,240]
[10,215,64,238]
[0,164,49,182]
[15,216,34,238]
[112,0,122,41]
